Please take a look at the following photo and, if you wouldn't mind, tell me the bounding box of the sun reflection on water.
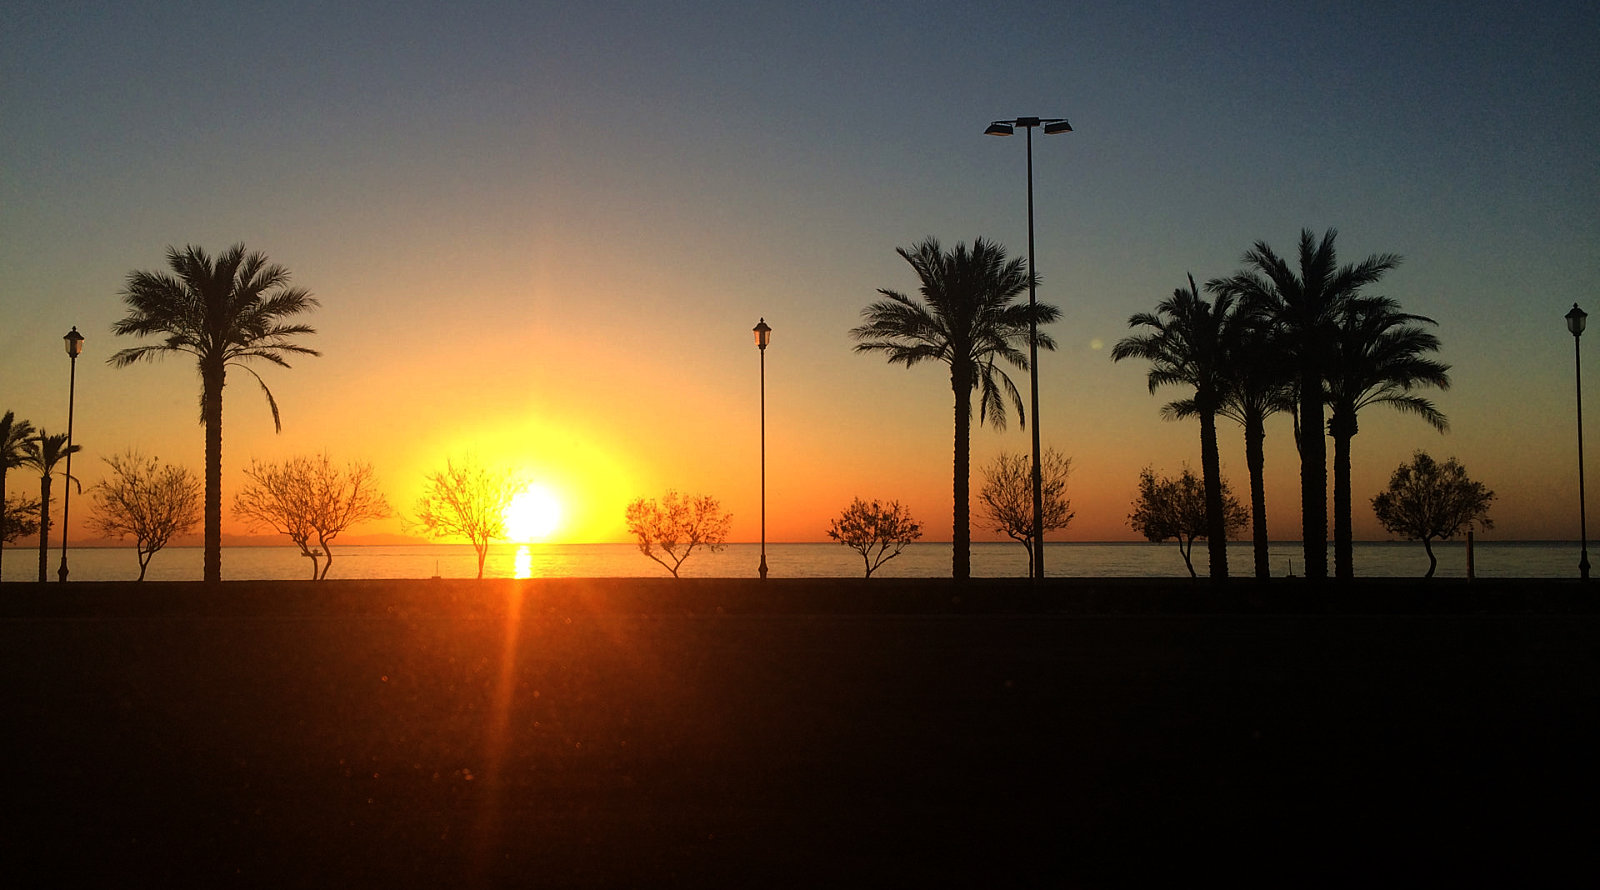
[514,545,533,579]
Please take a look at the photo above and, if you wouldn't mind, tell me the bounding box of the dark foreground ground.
[4,578,1598,887]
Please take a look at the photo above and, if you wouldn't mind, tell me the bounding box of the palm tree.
[24,432,80,582]
[1,410,37,581]
[851,237,1059,579]
[1209,229,1400,580]
[1112,274,1236,580]
[1325,296,1450,578]
[110,244,320,582]
[1214,306,1296,579]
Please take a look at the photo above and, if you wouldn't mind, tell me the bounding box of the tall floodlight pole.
[1568,304,1590,579]
[58,327,84,582]
[986,116,1071,579]
[754,318,772,580]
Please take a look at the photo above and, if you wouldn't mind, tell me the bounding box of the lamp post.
[754,318,771,580]
[1568,304,1589,580]
[58,326,84,583]
[985,115,1071,579]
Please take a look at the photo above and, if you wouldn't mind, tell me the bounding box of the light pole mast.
[754,318,772,580]
[58,327,84,582]
[986,116,1071,579]
[1568,304,1589,579]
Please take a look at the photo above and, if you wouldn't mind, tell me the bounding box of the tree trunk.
[1330,406,1358,580]
[1199,406,1228,581]
[1178,536,1197,578]
[1298,363,1328,580]
[203,361,225,584]
[1244,410,1270,579]
[951,367,972,580]
[1422,536,1438,578]
[37,474,51,582]
[0,466,8,580]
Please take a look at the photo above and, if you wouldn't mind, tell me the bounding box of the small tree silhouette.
[234,454,392,580]
[978,450,1073,576]
[1128,466,1246,578]
[827,498,922,578]
[89,451,201,581]
[3,495,41,554]
[625,491,731,578]
[1371,451,1493,578]
[412,457,516,579]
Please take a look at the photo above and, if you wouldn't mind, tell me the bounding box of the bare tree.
[1128,466,1247,578]
[234,454,392,580]
[979,449,1074,576]
[89,451,202,581]
[1371,451,1494,578]
[625,490,731,578]
[412,457,517,579]
[827,498,922,578]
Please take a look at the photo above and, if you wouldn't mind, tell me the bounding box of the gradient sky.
[3,0,1597,547]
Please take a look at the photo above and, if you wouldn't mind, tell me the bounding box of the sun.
[505,484,564,542]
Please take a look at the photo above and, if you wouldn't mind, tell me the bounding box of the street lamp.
[1568,303,1589,580]
[986,115,1071,579]
[58,326,84,583]
[754,318,771,580]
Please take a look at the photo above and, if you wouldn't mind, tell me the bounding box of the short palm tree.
[1214,306,1296,579]
[1,410,37,581]
[851,237,1059,579]
[110,244,320,582]
[1209,229,1400,580]
[1325,296,1450,578]
[1112,274,1237,580]
[24,432,80,582]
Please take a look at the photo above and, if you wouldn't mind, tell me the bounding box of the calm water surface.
[2,540,1581,582]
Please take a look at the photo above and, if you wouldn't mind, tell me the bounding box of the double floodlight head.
[985,117,1073,137]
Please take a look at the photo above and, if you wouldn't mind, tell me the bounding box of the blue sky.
[3,1,1597,545]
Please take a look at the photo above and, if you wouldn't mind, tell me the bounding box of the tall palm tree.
[110,244,320,582]
[24,432,80,582]
[1209,229,1400,580]
[851,237,1059,579]
[1,410,37,581]
[1214,305,1296,579]
[1325,296,1450,578]
[1112,274,1236,580]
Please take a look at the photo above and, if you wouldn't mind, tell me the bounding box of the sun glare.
[505,485,564,542]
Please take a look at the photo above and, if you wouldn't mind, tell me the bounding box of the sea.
[0,539,1583,582]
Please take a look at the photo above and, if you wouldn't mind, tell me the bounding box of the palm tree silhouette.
[109,244,320,582]
[1210,229,1400,581]
[1112,274,1237,580]
[851,237,1058,579]
[24,432,80,582]
[1325,295,1450,578]
[1,411,37,581]
[1214,307,1295,579]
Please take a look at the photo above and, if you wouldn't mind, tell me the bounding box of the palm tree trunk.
[37,475,51,582]
[952,370,972,580]
[1332,428,1354,580]
[203,363,224,583]
[1200,407,1228,581]
[1298,365,1328,580]
[1,466,8,581]
[1244,411,1270,579]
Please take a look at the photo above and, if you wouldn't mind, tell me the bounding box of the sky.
[3,0,1598,548]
